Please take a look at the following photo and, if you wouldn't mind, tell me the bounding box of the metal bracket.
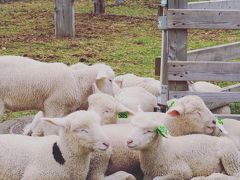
[158,85,169,105]
[160,0,168,7]
[158,16,168,30]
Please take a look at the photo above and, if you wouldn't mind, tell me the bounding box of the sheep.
[0,56,115,118]
[87,84,157,124]
[188,81,231,114]
[127,113,240,180]
[0,110,110,180]
[26,96,223,179]
[209,117,240,150]
[114,73,160,96]
[165,95,240,151]
[114,74,230,114]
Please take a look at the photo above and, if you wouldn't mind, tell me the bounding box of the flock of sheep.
[0,56,240,180]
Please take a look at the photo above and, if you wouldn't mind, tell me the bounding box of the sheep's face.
[127,112,166,150]
[95,64,115,96]
[69,111,110,151]
[88,93,135,124]
[167,95,216,135]
[44,111,110,152]
[88,94,118,124]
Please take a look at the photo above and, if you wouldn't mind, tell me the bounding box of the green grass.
[0,0,240,121]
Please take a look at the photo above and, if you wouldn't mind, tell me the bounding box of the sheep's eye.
[81,129,88,133]
[144,130,153,134]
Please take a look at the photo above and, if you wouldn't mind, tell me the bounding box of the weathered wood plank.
[55,0,75,38]
[167,0,189,94]
[166,9,240,29]
[169,91,240,109]
[217,114,240,121]
[188,42,240,62]
[188,0,240,10]
[168,61,240,81]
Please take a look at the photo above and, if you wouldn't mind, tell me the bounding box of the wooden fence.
[157,0,240,119]
[54,0,105,38]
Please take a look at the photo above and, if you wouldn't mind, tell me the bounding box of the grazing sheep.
[88,84,156,124]
[0,110,110,180]
[115,74,230,114]
[0,56,115,117]
[127,114,240,180]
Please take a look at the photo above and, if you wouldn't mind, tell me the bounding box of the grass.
[0,0,240,121]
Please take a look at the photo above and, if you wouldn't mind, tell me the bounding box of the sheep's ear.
[92,83,102,94]
[112,81,121,96]
[167,106,183,117]
[42,118,70,130]
[117,102,135,116]
[137,105,144,112]
[96,69,108,80]
[114,76,123,88]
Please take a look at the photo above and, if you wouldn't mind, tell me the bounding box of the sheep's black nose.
[212,120,216,124]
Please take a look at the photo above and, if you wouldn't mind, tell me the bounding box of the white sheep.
[165,95,240,151]
[87,106,226,180]
[114,74,230,114]
[0,110,110,180]
[87,84,157,124]
[114,73,160,96]
[26,97,224,179]
[188,81,231,114]
[0,56,115,118]
[127,113,240,180]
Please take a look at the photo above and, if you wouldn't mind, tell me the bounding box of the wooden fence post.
[158,0,188,110]
[94,0,105,14]
[168,0,188,92]
[55,0,75,38]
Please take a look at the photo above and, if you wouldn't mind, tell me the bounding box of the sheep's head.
[166,95,220,135]
[43,111,110,152]
[88,91,135,124]
[93,63,115,96]
[127,112,167,150]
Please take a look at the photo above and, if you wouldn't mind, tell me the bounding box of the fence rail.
[157,0,240,112]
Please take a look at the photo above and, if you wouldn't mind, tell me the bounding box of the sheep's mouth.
[97,142,110,151]
[127,144,137,149]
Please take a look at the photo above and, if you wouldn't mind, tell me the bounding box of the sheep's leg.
[104,171,136,180]
[87,150,112,180]
[221,147,240,177]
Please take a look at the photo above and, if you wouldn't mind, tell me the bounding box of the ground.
[0,0,240,121]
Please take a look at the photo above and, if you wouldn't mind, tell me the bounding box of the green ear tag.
[118,112,128,118]
[167,100,176,109]
[156,125,169,138]
[216,117,224,125]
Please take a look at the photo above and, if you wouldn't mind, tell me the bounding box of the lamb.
[0,56,115,118]
[188,81,231,114]
[25,96,223,179]
[114,73,230,114]
[87,84,157,124]
[127,113,240,180]
[166,95,240,150]
[0,110,110,180]
[114,73,160,96]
